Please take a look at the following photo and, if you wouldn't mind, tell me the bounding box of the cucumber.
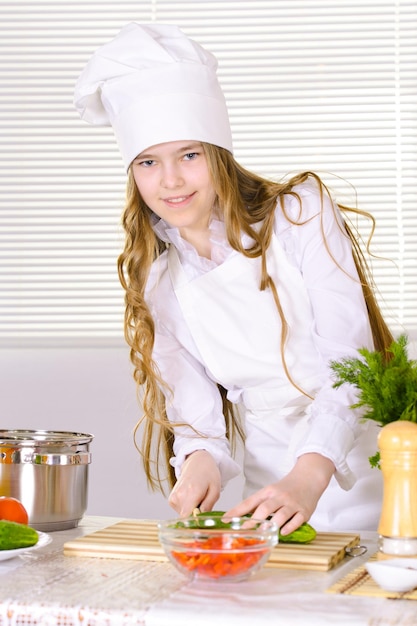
[278,522,317,544]
[175,512,317,543]
[175,511,232,529]
[0,520,39,550]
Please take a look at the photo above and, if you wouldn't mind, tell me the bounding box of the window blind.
[1,0,416,346]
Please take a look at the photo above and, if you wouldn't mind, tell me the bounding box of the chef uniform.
[74,22,383,532]
[146,183,383,532]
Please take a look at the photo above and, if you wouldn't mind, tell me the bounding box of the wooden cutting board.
[63,519,360,571]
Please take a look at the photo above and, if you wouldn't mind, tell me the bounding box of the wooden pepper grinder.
[378,420,417,555]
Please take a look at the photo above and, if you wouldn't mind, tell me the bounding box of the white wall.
[0,347,243,520]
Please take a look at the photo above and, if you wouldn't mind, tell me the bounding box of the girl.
[74,23,393,534]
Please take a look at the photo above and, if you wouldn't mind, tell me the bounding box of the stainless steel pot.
[0,429,93,531]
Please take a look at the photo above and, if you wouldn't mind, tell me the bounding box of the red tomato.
[171,536,268,579]
[0,497,29,524]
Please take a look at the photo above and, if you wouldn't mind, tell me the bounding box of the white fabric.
[73,22,233,169]
[145,179,383,530]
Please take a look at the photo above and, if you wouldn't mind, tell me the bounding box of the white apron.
[167,236,382,531]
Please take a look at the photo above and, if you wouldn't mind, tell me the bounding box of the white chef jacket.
[145,179,381,528]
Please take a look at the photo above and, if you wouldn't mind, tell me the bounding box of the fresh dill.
[329,334,417,467]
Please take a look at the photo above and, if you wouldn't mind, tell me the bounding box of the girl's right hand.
[168,449,222,517]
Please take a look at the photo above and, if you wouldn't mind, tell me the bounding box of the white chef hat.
[73,22,233,170]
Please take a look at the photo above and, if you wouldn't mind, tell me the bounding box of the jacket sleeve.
[275,179,375,489]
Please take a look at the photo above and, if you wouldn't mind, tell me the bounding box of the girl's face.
[131,140,216,241]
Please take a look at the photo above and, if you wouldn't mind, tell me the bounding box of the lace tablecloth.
[0,517,185,626]
[0,517,416,626]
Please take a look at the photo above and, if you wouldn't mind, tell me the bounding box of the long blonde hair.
[117,143,394,493]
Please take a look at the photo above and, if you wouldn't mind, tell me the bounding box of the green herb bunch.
[330,334,417,467]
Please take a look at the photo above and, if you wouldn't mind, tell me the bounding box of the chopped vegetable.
[171,535,268,579]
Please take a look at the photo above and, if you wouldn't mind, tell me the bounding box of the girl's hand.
[225,453,335,535]
[168,450,222,517]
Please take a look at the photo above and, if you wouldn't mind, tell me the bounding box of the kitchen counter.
[0,516,415,626]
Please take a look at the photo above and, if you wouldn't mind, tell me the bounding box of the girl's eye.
[133,159,155,167]
[184,152,198,161]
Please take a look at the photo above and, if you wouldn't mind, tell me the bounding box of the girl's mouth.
[163,193,195,206]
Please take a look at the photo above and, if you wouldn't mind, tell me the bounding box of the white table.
[0,516,414,626]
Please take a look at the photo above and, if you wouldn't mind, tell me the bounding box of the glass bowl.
[158,514,278,582]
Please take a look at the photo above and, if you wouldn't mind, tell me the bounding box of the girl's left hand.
[225,453,335,535]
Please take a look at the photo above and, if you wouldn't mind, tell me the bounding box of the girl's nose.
[161,164,184,189]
